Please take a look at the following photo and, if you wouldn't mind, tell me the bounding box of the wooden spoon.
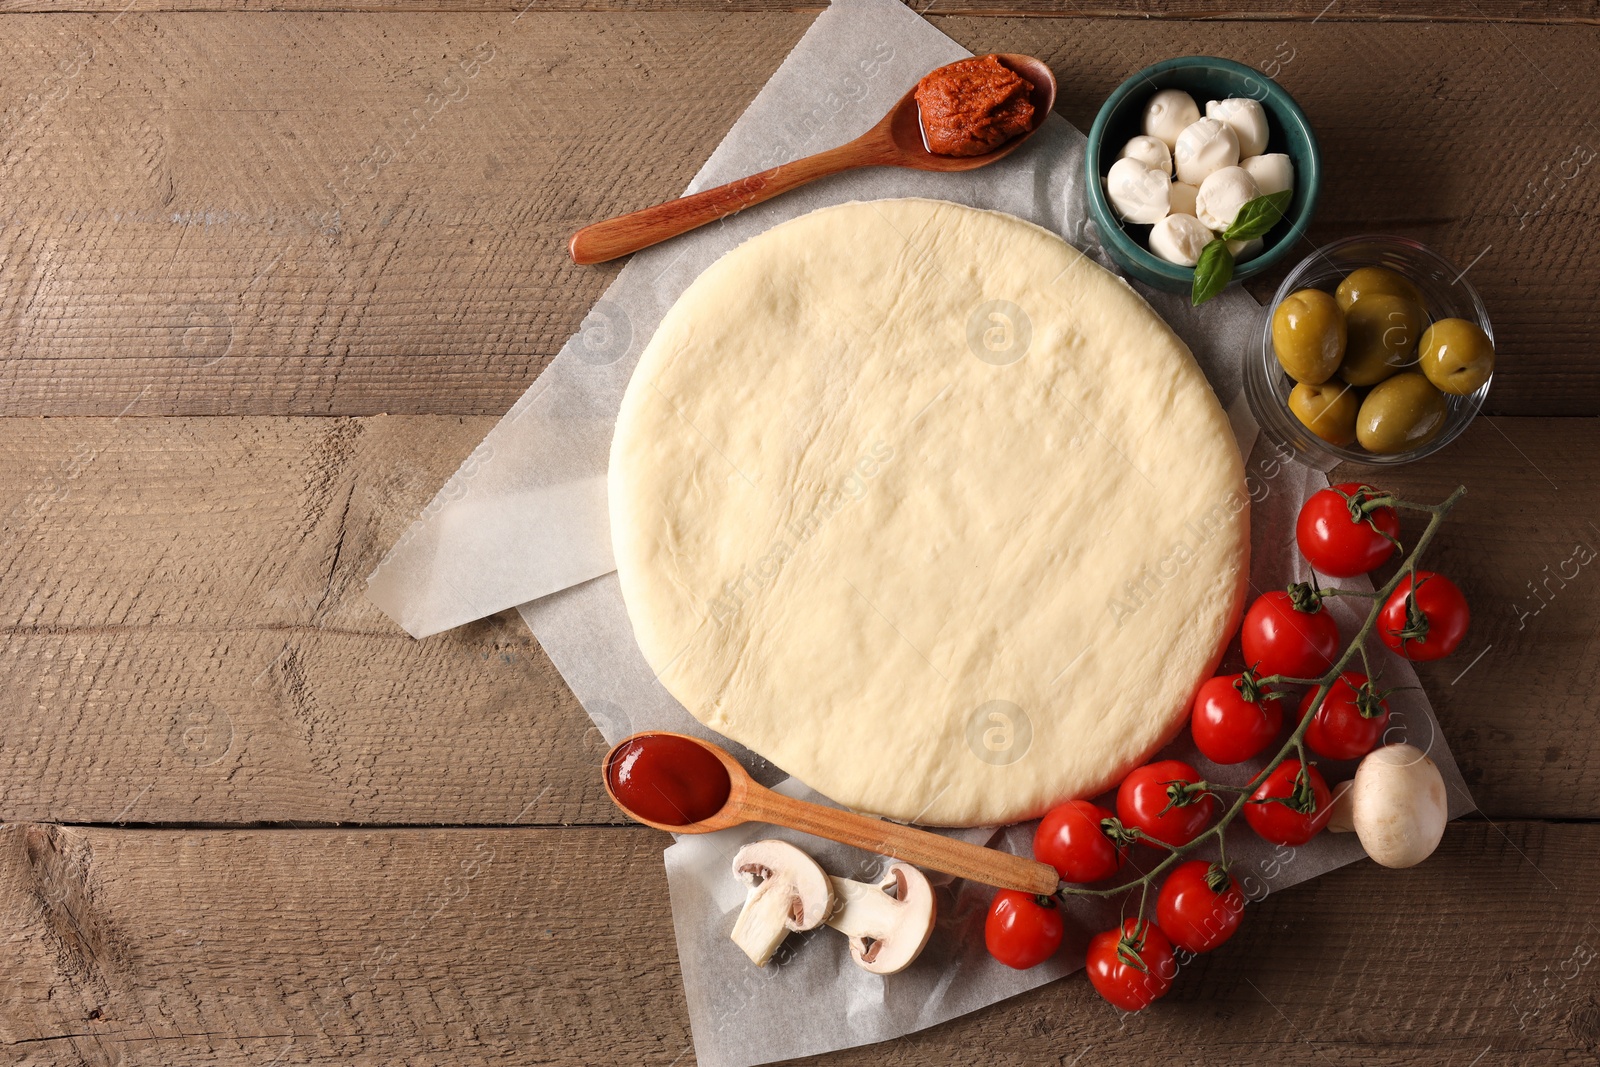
[569,54,1057,265]
[603,731,1060,895]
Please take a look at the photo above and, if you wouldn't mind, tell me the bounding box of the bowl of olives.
[1246,235,1494,467]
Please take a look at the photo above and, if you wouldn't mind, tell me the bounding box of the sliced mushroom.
[729,840,835,966]
[1325,743,1449,868]
[824,862,936,975]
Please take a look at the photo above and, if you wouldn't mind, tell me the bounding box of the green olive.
[1288,378,1360,446]
[1272,289,1346,385]
[1356,372,1448,454]
[1335,266,1425,313]
[1338,293,1426,386]
[1418,317,1495,395]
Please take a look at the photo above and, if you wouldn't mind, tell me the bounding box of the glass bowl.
[1245,235,1494,469]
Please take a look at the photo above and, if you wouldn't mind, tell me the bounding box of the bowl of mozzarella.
[1085,56,1321,292]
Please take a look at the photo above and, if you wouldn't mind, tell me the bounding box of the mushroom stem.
[731,878,808,965]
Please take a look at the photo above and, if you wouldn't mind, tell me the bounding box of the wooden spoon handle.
[738,785,1059,895]
[568,140,887,265]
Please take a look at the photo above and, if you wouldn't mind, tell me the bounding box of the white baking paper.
[366,1,1476,1064]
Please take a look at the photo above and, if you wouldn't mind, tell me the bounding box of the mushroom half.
[729,840,836,966]
[824,862,937,975]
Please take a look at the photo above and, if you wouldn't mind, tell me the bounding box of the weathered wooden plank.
[0,415,613,827]
[0,16,1594,417]
[1,1,1596,23]
[0,415,1595,825]
[2,820,1597,1064]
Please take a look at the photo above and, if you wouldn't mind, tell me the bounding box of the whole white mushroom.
[1206,97,1271,157]
[1149,213,1215,267]
[1195,165,1260,232]
[1120,134,1173,177]
[1142,88,1201,149]
[1241,152,1296,198]
[1106,156,1170,224]
[1327,743,1450,869]
[1173,118,1240,186]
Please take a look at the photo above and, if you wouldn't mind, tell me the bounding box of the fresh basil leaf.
[1190,239,1234,306]
[1222,189,1293,241]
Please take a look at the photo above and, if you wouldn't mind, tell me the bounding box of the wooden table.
[3,2,1598,1063]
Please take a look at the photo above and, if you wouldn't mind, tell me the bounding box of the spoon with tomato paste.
[569,54,1057,264]
[603,731,1059,894]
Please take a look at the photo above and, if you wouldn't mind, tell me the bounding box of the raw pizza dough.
[609,198,1248,827]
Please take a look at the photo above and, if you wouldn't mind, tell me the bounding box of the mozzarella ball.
[1106,157,1170,224]
[1120,135,1172,177]
[1142,89,1201,149]
[1196,166,1260,231]
[1173,118,1240,186]
[1206,97,1271,158]
[1229,236,1265,262]
[1241,152,1295,198]
[1149,213,1216,267]
[1168,181,1199,218]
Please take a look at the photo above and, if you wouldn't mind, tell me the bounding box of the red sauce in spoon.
[606,734,731,826]
[915,55,1036,158]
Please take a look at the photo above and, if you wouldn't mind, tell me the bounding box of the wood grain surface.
[3,4,1599,1065]
[1,14,1596,416]
[1,1,1596,21]
[2,821,1598,1065]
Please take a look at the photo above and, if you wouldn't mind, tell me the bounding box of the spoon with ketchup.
[603,731,1059,895]
[569,54,1057,265]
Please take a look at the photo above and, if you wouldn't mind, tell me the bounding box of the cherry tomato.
[1086,918,1176,1011]
[985,890,1064,970]
[1241,588,1340,680]
[1033,800,1125,883]
[1295,483,1401,577]
[1155,860,1245,954]
[1379,570,1470,661]
[1117,760,1214,848]
[1191,671,1284,765]
[1299,672,1389,761]
[1244,759,1331,846]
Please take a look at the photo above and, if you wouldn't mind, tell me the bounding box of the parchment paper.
[365,2,1476,1064]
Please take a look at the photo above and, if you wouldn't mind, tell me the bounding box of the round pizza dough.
[610,198,1248,827]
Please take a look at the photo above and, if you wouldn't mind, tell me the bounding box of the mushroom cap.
[731,839,834,931]
[1350,744,1449,869]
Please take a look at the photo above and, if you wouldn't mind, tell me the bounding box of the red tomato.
[1379,571,1470,661]
[1155,860,1245,954]
[1033,800,1125,883]
[1086,918,1176,1011]
[1299,672,1389,761]
[1244,759,1331,846]
[1241,589,1340,680]
[1117,760,1215,848]
[1191,671,1284,765]
[1295,483,1401,577]
[985,890,1064,970]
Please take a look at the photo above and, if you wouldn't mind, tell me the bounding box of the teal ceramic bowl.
[1085,56,1321,292]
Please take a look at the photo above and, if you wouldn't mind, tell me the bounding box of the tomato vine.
[1055,484,1466,907]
